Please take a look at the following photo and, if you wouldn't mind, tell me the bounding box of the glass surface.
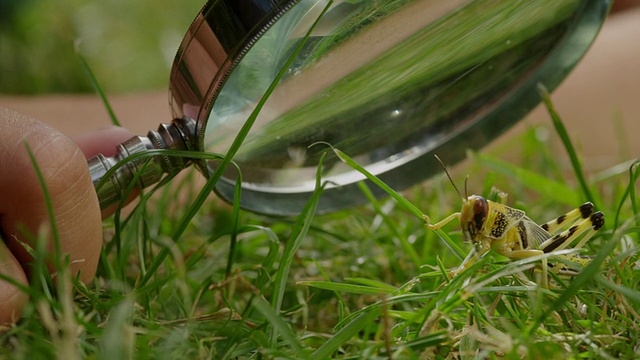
[170,0,609,215]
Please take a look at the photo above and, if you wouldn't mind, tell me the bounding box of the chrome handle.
[88,117,197,210]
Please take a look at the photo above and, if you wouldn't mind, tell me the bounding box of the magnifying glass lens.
[168,0,608,215]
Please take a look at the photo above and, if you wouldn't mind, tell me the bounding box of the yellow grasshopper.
[423,156,605,288]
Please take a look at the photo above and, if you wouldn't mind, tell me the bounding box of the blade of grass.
[17,144,63,307]
[24,142,58,250]
[612,160,640,233]
[538,84,596,207]
[297,281,394,296]
[344,277,398,292]
[98,296,135,359]
[111,157,156,279]
[330,147,425,221]
[628,160,640,230]
[595,275,640,306]
[247,225,281,292]
[225,170,243,278]
[270,153,327,346]
[76,51,120,126]
[24,141,61,266]
[431,228,466,261]
[311,307,381,359]
[390,331,449,354]
[251,296,308,358]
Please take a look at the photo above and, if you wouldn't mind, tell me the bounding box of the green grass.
[3,93,640,358]
[0,0,202,93]
[3,2,639,358]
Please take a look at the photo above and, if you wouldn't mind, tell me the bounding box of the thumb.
[0,108,105,323]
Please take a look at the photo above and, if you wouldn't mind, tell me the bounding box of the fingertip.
[0,242,29,325]
[0,109,103,284]
[72,126,135,158]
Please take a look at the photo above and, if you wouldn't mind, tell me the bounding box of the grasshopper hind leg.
[540,211,604,254]
[539,211,604,282]
[541,202,595,235]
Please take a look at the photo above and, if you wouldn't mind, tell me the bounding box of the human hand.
[0,108,133,324]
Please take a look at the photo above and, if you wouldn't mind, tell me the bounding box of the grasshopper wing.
[520,216,553,249]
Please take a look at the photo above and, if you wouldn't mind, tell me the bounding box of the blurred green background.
[0,0,202,94]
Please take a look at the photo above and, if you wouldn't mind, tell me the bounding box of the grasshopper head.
[460,195,489,243]
[432,155,489,244]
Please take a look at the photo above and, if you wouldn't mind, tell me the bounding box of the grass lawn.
[4,94,639,358]
[1,1,639,359]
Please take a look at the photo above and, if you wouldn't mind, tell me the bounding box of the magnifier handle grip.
[87,117,197,211]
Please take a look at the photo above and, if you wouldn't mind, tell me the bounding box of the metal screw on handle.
[87,117,198,210]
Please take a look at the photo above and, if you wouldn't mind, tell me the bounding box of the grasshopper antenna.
[464,176,469,198]
[434,155,464,200]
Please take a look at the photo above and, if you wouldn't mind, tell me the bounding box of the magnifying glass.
[88,0,611,216]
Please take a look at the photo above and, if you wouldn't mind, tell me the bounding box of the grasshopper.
[423,156,604,288]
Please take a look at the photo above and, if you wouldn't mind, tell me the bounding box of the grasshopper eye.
[473,197,488,230]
